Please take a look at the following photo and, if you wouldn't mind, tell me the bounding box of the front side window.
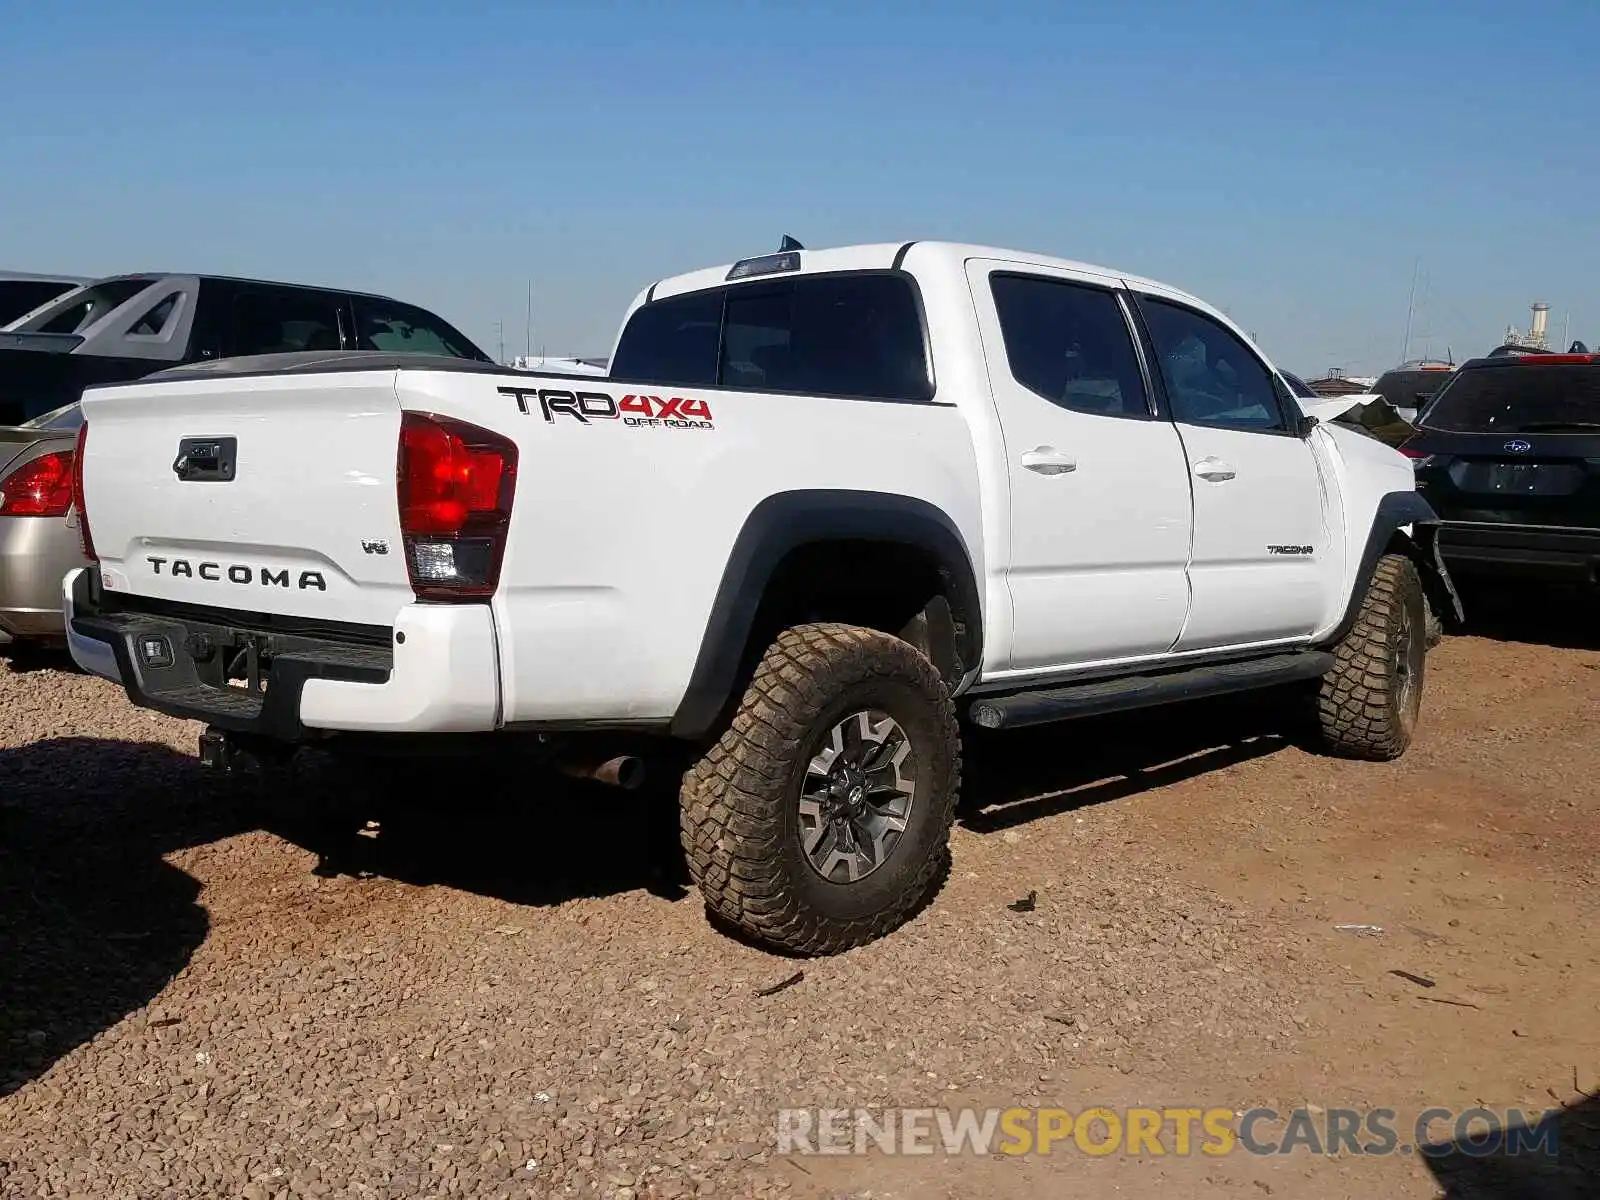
[231,290,344,355]
[353,298,482,359]
[611,273,931,400]
[989,274,1149,417]
[1139,298,1285,431]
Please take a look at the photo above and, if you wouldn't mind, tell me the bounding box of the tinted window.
[232,290,344,355]
[612,274,931,400]
[30,279,154,335]
[1281,371,1317,399]
[989,275,1148,417]
[1420,366,1600,433]
[1139,299,1285,430]
[0,280,78,326]
[720,287,791,389]
[609,290,722,386]
[786,274,929,400]
[1373,369,1453,409]
[128,294,178,336]
[353,298,483,359]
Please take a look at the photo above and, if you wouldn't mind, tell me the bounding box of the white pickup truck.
[65,241,1459,955]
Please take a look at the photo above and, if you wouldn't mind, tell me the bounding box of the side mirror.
[1296,413,1319,438]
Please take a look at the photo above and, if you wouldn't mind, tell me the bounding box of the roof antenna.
[778,235,804,252]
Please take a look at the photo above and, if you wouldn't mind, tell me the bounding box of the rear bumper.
[0,515,87,642]
[1436,522,1600,583]
[64,568,500,738]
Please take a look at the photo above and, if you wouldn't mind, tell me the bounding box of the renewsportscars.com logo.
[499,386,714,430]
[775,1105,1563,1160]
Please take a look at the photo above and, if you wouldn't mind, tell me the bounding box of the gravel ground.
[2,586,1597,1199]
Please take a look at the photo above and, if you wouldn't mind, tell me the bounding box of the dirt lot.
[2,586,1597,1200]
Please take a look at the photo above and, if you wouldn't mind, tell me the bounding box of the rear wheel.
[679,623,960,956]
[1316,553,1427,760]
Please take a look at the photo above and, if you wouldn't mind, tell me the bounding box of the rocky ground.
[1,584,1597,1199]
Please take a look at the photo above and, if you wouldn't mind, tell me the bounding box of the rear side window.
[1421,366,1600,433]
[231,290,344,355]
[611,273,932,401]
[989,274,1149,417]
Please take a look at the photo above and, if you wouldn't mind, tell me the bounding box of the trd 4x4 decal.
[498,387,714,430]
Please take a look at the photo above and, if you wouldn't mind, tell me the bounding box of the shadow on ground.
[0,736,243,1096]
[960,688,1291,833]
[0,644,76,675]
[1424,1090,1599,1200]
[282,688,1298,918]
[268,751,695,908]
[1453,578,1600,652]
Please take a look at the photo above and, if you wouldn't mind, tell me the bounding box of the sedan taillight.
[0,450,75,517]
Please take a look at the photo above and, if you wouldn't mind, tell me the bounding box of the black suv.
[1,273,490,427]
[1403,353,1600,583]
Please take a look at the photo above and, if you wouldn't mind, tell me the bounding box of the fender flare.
[1319,490,1462,647]
[669,489,983,740]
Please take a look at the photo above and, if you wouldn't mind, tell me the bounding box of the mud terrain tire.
[680,623,960,956]
[1317,553,1427,761]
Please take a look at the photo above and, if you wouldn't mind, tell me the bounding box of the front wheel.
[1316,553,1427,760]
[679,623,960,956]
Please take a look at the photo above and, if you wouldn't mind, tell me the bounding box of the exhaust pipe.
[556,754,646,791]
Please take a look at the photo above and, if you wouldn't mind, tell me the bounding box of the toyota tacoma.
[64,241,1460,954]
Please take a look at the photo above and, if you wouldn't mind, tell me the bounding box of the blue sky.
[5,0,1597,375]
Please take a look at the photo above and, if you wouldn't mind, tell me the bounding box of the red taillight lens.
[71,421,95,557]
[0,450,76,517]
[397,412,517,600]
[1398,441,1434,469]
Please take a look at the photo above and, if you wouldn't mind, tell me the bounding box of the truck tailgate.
[78,370,412,629]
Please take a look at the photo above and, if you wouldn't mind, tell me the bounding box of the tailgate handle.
[172,436,237,482]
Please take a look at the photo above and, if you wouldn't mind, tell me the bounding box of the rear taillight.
[0,450,75,517]
[1523,354,1596,365]
[71,421,95,557]
[397,412,517,600]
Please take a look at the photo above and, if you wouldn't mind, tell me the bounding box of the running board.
[968,651,1335,731]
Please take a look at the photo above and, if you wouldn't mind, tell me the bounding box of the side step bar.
[968,651,1335,731]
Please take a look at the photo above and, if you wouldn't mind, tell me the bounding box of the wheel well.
[748,539,971,688]
[1383,527,1459,630]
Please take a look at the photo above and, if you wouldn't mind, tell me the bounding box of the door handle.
[1192,457,1236,482]
[1021,447,1077,476]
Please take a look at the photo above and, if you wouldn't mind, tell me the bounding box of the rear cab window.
[1420,364,1600,433]
[610,272,932,401]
